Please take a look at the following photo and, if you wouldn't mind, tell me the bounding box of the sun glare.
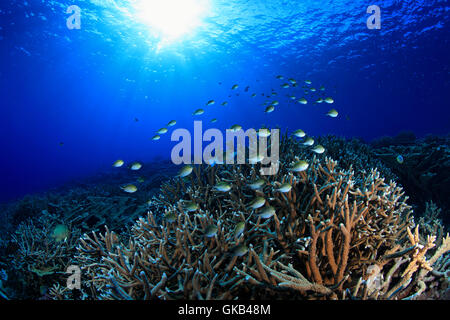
[132,0,210,42]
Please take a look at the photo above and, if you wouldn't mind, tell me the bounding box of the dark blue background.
[0,0,449,202]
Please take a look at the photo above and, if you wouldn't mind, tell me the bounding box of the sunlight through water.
[129,0,211,48]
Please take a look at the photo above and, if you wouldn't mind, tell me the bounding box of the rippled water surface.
[0,0,449,201]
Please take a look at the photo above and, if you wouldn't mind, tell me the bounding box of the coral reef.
[0,159,178,299]
[5,212,81,299]
[315,135,397,182]
[1,160,178,233]
[371,134,450,225]
[1,136,448,300]
[0,267,8,299]
[71,136,448,300]
[371,131,418,148]
[412,201,450,299]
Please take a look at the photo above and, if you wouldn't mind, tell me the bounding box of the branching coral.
[0,268,8,300]
[418,201,445,248]
[2,160,178,237]
[316,135,397,182]
[350,230,449,300]
[74,135,438,300]
[372,134,450,225]
[7,212,81,298]
[47,194,149,233]
[2,136,446,300]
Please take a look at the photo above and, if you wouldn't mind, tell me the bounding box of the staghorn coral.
[1,159,178,235]
[0,190,150,298]
[7,193,61,227]
[6,212,81,299]
[350,229,449,300]
[418,201,445,248]
[46,193,149,234]
[371,134,450,226]
[0,159,179,299]
[0,267,8,300]
[407,201,450,300]
[413,234,450,300]
[73,135,442,300]
[315,135,397,182]
[371,131,417,148]
[1,136,446,300]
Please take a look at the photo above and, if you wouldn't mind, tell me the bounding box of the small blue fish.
[396,155,404,164]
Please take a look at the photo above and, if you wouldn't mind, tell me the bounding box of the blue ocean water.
[0,0,449,203]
